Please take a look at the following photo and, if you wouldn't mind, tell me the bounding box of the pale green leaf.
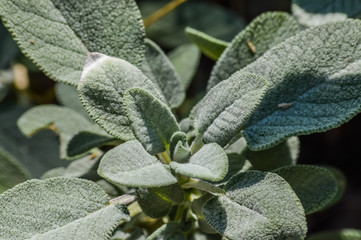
[242,20,361,150]
[147,223,185,240]
[168,44,201,90]
[274,165,338,214]
[186,27,228,61]
[195,72,269,146]
[292,0,361,27]
[141,39,185,108]
[78,53,165,141]
[217,153,248,184]
[0,0,145,85]
[169,132,191,163]
[124,88,180,155]
[208,12,300,91]
[307,229,361,240]
[0,178,130,240]
[98,140,177,188]
[170,143,228,181]
[324,166,347,208]
[111,228,146,240]
[203,171,307,240]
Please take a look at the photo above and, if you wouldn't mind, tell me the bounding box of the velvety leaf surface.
[186,27,228,61]
[324,167,347,208]
[98,140,177,188]
[208,12,300,91]
[170,143,228,181]
[169,132,190,163]
[0,178,130,240]
[78,53,164,141]
[274,165,338,214]
[147,223,185,240]
[168,44,201,90]
[141,39,185,108]
[242,20,361,150]
[292,0,361,27]
[195,72,268,146]
[202,171,307,240]
[0,0,145,85]
[307,229,361,240]
[125,88,180,155]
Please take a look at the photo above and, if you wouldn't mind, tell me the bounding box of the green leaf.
[17,105,92,159]
[170,131,191,163]
[242,20,361,150]
[307,229,361,240]
[324,166,347,208]
[0,178,130,240]
[98,140,177,188]
[207,12,300,91]
[186,27,228,61]
[124,88,180,155]
[195,72,269,146]
[0,0,145,85]
[141,39,185,108]
[218,153,248,184]
[292,0,361,27]
[0,23,19,69]
[202,171,307,240]
[147,223,185,240]
[78,53,164,141]
[170,143,228,181]
[168,44,201,90]
[274,165,338,215]
[111,228,146,240]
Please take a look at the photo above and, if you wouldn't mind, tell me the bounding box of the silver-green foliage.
[307,229,361,240]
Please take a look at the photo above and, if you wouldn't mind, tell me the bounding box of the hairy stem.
[182,178,225,195]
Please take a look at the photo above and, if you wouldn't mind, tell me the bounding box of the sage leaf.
[124,88,180,155]
[78,53,164,141]
[168,44,201,90]
[307,229,361,240]
[324,167,347,208]
[292,0,361,27]
[98,140,177,188]
[274,165,338,214]
[202,171,307,240]
[141,39,185,108]
[170,143,228,181]
[0,23,19,69]
[186,27,229,60]
[242,20,361,150]
[208,12,300,91]
[195,72,269,146]
[0,178,130,240]
[147,223,185,240]
[0,0,145,85]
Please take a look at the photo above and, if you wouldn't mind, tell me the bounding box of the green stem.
[158,151,172,164]
[109,194,136,205]
[182,178,225,195]
[190,133,204,154]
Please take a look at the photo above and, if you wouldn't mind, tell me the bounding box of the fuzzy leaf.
[292,0,361,27]
[195,72,268,146]
[242,20,361,150]
[208,12,300,91]
[141,39,185,108]
[170,143,228,181]
[147,223,185,240]
[0,0,145,85]
[274,165,338,215]
[78,53,164,141]
[98,140,177,188]
[324,167,347,208]
[170,132,191,163]
[124,88,180,155]
[168,44,201,90]
[186,27,228,60]
[307,229,361,240]
[0,178,130,240]
[202,171,307,240]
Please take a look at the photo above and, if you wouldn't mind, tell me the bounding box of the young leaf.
[195,72,269,146]
[0,178,130,240]
[242,20,361,150]
[124,88,180,155]
[208,12,300,91]
[274,165,338,215]
[186,27,229,60]
[323,166,347,208]
[170,143,228,181]
[170,132,191,163]
[202,171,307,240]
[98,140,177,188]
[0,0,145,85]
[141,39,185,108]
[78,53,165,141]
[147,222,185,240]
[168,44,201,90]
[307,229,361,240]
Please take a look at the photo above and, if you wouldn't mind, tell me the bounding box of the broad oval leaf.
[0,0,145,85]
[78,53,164,141]
[147,223,185,240]
[242,20,361,150]
[98,140,177,188]
[202,171,307,240]
[195,72,269,146]
[274,165,338,215]
[307,229,361,240]
[0,178,130,240]
[208,12,300,91]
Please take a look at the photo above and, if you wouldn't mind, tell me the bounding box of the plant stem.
[190,133,204,154]
[182,178,225,195]
[109,194,136,205]
[128,202,143,218]
[158,151,172,164]
[143,0,188,28]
